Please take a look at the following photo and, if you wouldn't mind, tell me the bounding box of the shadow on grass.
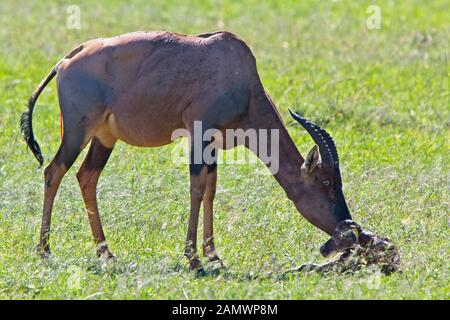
[32,252,391,284]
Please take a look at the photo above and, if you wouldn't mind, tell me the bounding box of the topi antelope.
[21,31,352,272]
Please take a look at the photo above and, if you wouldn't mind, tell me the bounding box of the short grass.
[0,0,449,299]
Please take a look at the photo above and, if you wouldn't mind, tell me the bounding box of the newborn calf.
[295,220,401,275]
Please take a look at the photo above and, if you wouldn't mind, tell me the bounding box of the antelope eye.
[322,180,331,187]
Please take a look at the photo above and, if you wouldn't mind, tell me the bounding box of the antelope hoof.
[96,245,116,264]
[188,258,205,275]
[36,244,52,259]
[203,247,227,269]
[208,255,227,269]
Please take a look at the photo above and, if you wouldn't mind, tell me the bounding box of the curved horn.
[288,108,339,168]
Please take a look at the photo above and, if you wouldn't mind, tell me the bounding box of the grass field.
[0,0,449,299]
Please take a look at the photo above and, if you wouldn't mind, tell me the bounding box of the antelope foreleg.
[185,161,208,273]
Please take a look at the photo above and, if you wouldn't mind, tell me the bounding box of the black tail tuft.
[21,96,44,167]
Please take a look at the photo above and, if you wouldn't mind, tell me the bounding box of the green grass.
[0,0,449,299]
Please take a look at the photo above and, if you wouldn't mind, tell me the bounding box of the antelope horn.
[288,108,340,169]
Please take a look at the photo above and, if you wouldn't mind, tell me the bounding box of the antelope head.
[288,108,352,235]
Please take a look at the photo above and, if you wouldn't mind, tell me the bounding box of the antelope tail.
[20,67,57,167]
[20,45,85,167]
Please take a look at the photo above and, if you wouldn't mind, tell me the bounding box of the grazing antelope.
[21,31,352,272]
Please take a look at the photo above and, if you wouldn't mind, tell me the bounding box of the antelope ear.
[301,145,321,175]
